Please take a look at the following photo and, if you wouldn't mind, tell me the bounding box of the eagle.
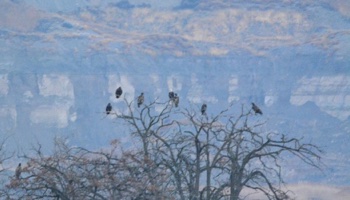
[251,103,263,115]
[201,104,207,115]
[15,163,21,179]
[106,103,112,115]
[173,93,179,107]
[115,87,123,99]
[137,93,144,108]
[169,91,175,100]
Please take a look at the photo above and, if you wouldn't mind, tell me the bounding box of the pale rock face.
[150,73,162,98]
[0,106,17,128]
[264,95,278,107]
[70,112,77,122]
[290,75,350,120]
[187,73,218,104]
[23,91,34,100]
[30,74,75,128]
[38,74,74,99]
[150,74,164,113]
[30,105,69,128]
[167,75,183,94]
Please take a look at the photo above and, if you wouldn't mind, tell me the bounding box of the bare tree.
[115,100,322,200]
[203,106,322,200]
[0,137,14,199]
[2,100,322,200]
[113,99,179,199]
[3,137,168,200]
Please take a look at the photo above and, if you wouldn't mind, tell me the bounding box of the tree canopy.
[1,100,322,200]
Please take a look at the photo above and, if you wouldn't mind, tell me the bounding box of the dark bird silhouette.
[173,93,179,107]
[115,87,123,98]
[251,103,263,115]
[169,91,175,100]
[106,103,112,114]
[15,163,21,179]
[201,104,207,115]
[137,93,144,108]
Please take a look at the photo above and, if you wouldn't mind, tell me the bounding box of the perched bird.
[67,179,74,195]
[201,104,207,115]
[251,103,263,115]
[169,91,175,100]
[115,87,123,99]
[137,93,144,108]
[106,103,112,115]
[15,163,21,179]
[173,93,179,107]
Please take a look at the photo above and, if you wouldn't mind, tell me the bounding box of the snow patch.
[150,73,162,99]
[264,90,279,107]
[228,75,239,103]
[187,74,218,104]
[150,74,164,113]
[30,105,69,128]
[38,74,74,99]
[167,75,182,93]
[70,112,77,122]
[264,95,277,107]
[23,91,34,102]
[187,74,202,104]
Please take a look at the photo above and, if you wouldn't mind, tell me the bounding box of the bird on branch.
[15,163,21,179]
[201,104,207,115]
[173,93,179,107]
[106,103,112,115]
[137,92,144,108]
[251,102,263,115]
[115,87,123,98]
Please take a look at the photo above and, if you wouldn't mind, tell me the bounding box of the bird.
[15,163,21,179]
[173,93,179,107]
[251,103,263,115]
[169,91,175,100]
[106,103,112,114]
[201,104,207,115]
[137,93,144,108]
[115,87,123,98]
